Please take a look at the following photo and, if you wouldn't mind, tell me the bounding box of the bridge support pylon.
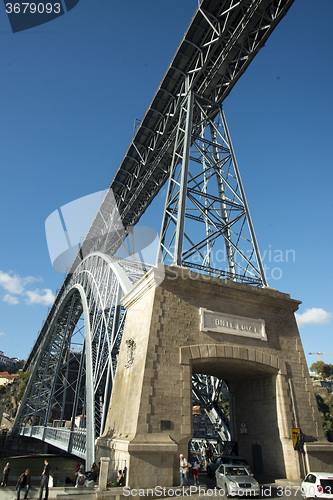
[96,266,333,488]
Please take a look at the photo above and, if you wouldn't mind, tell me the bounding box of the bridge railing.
[19,426,86,460]
[69,427,86,457]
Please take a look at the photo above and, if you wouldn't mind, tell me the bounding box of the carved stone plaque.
[200,308,267,341]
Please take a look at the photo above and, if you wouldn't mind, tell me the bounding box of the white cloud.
[25,288,55,306]
[0,270,53,307]
[0,270,39,296]
[295,308,332,328]
[0,270,25,295]
[0,331,4,337]
[3,294,19,305]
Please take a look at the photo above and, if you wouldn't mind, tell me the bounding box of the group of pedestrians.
[179,454,200,486]
[1,458,53,500]
[16,459,52,500]
[179,443,213,486]
[1,457,101,498]
[74,461,100,487]
[3,448,211,493]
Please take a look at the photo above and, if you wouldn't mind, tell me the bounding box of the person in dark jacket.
[16,469,31,500]
[39,459,51,500]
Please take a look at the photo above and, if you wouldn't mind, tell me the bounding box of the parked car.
[302,472,333,499]
[207,455,251,476]
[215,464,260,497]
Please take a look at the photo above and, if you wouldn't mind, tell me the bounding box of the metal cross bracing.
[192,374,232,442]
[13,0,296,464]
[157,91,267,285]
[189,438,238,462]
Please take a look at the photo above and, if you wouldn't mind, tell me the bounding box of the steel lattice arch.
[14,253,147,466]
[13,0,296,466]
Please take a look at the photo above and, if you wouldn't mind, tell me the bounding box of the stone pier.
[96,266,333,488]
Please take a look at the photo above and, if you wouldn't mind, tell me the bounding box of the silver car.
[215,465,260,497]
[207,456,251,477]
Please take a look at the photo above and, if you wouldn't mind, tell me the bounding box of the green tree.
[310,361,333,380]
[323,363,333,380]
[313,389,333,438]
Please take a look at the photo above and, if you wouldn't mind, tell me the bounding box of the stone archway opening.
[191,356,285,478]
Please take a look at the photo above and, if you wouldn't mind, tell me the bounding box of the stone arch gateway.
[96,266,333,488]
[183,345,289,479]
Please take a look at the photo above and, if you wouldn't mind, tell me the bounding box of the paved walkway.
[0,484,97,499]
[0,472,303,500]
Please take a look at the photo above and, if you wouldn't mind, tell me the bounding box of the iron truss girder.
[68,0,294,275]
[13,253,147,466]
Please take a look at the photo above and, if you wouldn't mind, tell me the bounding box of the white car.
[302,472,333,499]
[215,465,260,497]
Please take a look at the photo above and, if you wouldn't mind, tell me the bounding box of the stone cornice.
[122,266,163,309]
[122,265,301,312]
[163,265,301,312]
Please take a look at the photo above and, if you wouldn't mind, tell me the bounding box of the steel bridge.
[13,0,295,468]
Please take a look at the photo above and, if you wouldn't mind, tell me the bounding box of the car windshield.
[225,466,249,476]
[216,456,248,465]
[234,458,248,465]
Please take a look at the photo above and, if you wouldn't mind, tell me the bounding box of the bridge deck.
[20,426,86,460]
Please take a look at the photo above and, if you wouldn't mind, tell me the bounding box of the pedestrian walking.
[191,457,200,485]
[200,443,207,469]
[16,469,31,500]
[179,454,189,486]
[39,459,51,500]
[1,462,10,486]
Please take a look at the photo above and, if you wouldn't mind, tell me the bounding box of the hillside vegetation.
[0,371,30,428]
[310,362,333,440]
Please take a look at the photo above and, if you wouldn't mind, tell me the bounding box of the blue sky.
[0,0,332,367]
